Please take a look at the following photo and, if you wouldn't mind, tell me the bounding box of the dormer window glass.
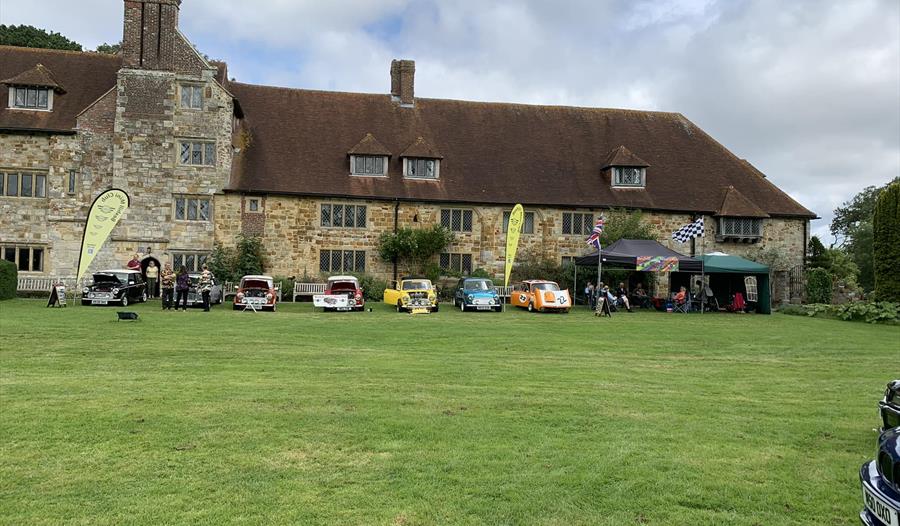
[613,167,645,187]
[406,158,437,179]
[351,155,386,176]
[11,87,50,109]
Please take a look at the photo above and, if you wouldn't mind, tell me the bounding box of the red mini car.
[233,275,277,311]
[314,275,365,311]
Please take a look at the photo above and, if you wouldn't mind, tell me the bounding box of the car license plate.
[864,485,900,526]
[336,307,351,311]
[92,300,108,305]
[411,307,430,314]
[476,306,491,310]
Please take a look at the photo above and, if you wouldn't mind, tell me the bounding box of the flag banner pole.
[700,217,706,314]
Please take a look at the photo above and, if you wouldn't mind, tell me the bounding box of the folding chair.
[672,293,688,313]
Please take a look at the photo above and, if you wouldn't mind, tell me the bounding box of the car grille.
[88,292,112,299]
[878,450,900,493]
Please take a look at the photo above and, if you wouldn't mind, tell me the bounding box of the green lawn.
[0,299,897,525]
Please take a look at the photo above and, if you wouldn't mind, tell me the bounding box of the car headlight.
[466,294,474,301]
[236,292,244,300]
[401,296,409,304]
[490,298,496,305]
[82,287,90,294]
[266,293,274,301]
[112,288,119,295]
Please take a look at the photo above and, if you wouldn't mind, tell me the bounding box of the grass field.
[0,298,897,525]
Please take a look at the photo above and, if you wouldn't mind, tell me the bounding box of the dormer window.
[613,167,645,187]
[351,155,387,176]
[12,87,50,109]
[405,158,438,179]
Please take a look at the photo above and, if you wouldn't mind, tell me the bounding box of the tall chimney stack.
[122,0,181,70]
[390,59,415,106]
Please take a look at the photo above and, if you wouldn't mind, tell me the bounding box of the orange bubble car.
[510,280,571,313]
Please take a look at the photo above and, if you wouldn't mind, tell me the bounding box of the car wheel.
[233,304,240,310]
[527,302,533,312]
[433,305,439,313]
[459,301,466,312]
[141,292,148,303]
[121,296,129,307]
[397,301,404,313]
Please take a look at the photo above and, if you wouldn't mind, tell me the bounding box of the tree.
[873,181,900,302]
[94,42,121,54]
[807,236,829,269]
[829,177,899,291]
[377,225,454,276]
[206,235,265,283]
[0,25,82,51]
[598,208,656,246]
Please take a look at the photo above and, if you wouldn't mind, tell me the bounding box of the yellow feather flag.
[76,189,130,282]
[504,204,525,287]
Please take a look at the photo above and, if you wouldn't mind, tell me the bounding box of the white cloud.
[3,0,898,242]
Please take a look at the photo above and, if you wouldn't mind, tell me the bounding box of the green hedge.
[0,260,16,300]
[873,181,900,302]
[806,267,832,304]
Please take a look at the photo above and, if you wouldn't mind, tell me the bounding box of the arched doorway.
[141,256,161,298]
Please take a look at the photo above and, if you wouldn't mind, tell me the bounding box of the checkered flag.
[671,217,704,243]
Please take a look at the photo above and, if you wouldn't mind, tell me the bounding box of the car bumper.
[860,461,900,526]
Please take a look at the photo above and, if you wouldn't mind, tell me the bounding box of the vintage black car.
[860,427,900,526]
[81,269,147,306]
[881,380,900,432]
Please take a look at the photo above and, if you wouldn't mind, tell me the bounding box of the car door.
[511,283,527,307]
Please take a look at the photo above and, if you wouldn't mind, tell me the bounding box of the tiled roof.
[716,185,770,218]
[399,136,442,159]
[602,145,650,168]
[227,82,815,218]
[1,63,66,92]
[348,133,391,156]
[0,46,121,132]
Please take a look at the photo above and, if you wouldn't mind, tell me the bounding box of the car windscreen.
[241,280,270,289]
[93,273,125,284]
[533,283,560,292]
[402,281,431,291]
[463,279,493,291]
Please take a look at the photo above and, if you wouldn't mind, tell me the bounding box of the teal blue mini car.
[454,278,501,312]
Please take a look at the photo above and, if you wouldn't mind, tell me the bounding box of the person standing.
[160,263,175,310]
[198,264,214,312]
[175,266,190,311]
[145,261,159,298]
[584,281,596,310]
[127,254,141,270]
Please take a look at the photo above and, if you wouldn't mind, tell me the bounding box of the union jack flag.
[586,217,605,249]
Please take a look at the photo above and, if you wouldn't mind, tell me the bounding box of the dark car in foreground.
[881,381,900,432]
[860,427,900,525]
[81,269,147,306]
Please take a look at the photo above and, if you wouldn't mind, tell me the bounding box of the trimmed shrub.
[806,268,832,304]
[782,301,899,324]
[273,276,295,302]
[873,181,900,302]
[0,260,16,300]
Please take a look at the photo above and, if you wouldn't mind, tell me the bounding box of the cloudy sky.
[2,0,898,242]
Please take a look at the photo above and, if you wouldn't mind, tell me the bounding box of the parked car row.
[860,379,900,526]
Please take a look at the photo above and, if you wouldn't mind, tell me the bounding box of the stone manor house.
[0,0,814,297]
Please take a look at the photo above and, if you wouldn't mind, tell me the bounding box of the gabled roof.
[1,63,66,93]
[716,185,770,218]
[226,82,815,218]
[348,133,391,156]
[0,46,121,132]
[399,136,442,159]
[602,145,650,169]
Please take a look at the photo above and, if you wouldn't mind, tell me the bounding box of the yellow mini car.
[383,276,439,313]
[510,280,571,313]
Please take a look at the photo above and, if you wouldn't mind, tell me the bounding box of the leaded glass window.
[613,167,645,187]
[320,204,366,228]
[562,212,593,235]
[406,158,437,179]
[440,209,473,232]
[179,141,216,166]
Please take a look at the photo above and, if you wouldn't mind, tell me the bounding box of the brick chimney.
[390,59,415,106]
[122,0,181,70]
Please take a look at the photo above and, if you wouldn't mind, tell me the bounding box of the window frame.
[174,195,213,222]
[171,251,209,273]
[246,197,262,213]
[718,217,763,238]
[178,140,217,166]
[67,170,77,195]
[320,203,367,229]
[319,249,366,273]
[179,84,204,110]
[440,208,474,233]
[562,212,594,235]
[502,210,535,234]
[439,252,473,275]
[8,87,52,111]
[0,244,45,272]
[349,155,388,177]
[403,157,440,180]
[0,171,48,198]
[612,166,646,188]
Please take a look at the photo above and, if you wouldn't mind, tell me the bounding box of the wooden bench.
[293,283,326,301]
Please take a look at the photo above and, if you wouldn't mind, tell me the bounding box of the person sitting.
[615,282,633,312]
[673,286,687,306]
[597,282,617,311]
[630,283,651,308]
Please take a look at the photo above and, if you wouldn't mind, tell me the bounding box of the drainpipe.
[393,199,400,283]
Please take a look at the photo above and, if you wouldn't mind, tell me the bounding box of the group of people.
[126,254,215,312]
[584,281,651,313]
